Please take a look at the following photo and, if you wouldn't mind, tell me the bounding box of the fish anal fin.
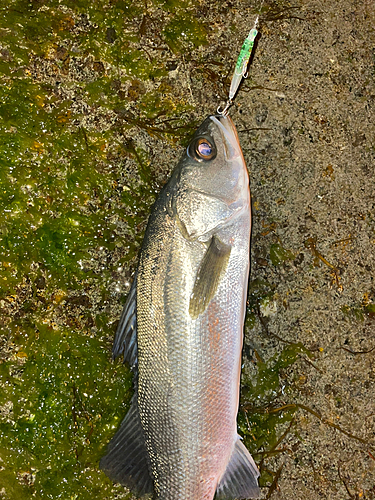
[215,437,261,500]
[99,395,153,497]
[189,236,231,319]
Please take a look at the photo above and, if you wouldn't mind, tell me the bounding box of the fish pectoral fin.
[112,273,138,370]
[215,437,261,500]
[99,394,154,496]
[189,235,231,319]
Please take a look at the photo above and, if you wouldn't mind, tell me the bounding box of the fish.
[100,114,260,500]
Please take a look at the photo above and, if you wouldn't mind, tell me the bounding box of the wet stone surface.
[0,0,374,499]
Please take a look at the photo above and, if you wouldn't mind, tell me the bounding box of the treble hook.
[217,99,232,117]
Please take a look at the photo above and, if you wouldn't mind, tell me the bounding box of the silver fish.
[100,115,260,500]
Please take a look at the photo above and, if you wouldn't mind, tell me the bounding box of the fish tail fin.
[215,436,261,499]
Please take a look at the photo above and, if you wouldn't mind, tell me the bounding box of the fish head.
[172,115,250,240]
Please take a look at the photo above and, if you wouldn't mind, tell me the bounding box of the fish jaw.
[210,114,251,212]
[209,115,241,161]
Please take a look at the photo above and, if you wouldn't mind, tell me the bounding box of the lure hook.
[217,99,232,116]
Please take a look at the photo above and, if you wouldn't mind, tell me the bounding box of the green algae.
[0,323,133,499]
[245,278,275,329]
[163,15,208,53]
[341,301,375,322]
[239,343,312,487]
[249,343,311,401]
[0,0,209,498]
[269,242,295,266]
[0,0,202,296]
[242,276,313,487]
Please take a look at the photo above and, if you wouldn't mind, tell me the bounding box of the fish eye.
[196,139,212,157]
[189,136,217,162]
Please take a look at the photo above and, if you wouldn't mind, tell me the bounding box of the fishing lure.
[218,17,259,116]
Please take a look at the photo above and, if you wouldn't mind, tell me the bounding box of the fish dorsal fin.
[215,437,261,500]
[112,273,138,369]
[189,236,231,319]
[99,394,154,496]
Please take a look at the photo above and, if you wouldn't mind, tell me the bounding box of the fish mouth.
[210,115,241,160]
